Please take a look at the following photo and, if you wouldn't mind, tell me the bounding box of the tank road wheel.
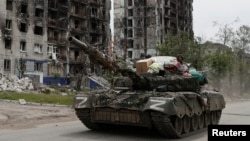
[204,112,210,127]
[216,110,222,124]
[191,115,199,131]
[210,111,217,125]
[151,112,183,138]
[183,116,191,134]
[198,114,204,129]
[173,116,183,135]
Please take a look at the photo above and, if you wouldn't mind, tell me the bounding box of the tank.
[68,37,226,138]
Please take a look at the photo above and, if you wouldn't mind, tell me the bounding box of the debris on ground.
[0,74,34,92]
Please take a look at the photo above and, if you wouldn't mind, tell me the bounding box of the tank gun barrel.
[68,36,89,52]
[68,36,142,84]
[68,36,119,72]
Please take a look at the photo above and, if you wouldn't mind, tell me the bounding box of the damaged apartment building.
[114,0,193,59]
[0,0,111,84]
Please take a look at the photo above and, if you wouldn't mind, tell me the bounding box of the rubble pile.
[0,74,34,92]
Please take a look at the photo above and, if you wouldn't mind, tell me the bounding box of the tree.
[210,23,250,95]
[213,18,239,46]
[156,32,205,69]
[231,25,250,51]
[16,58,26,78]
[215,24,234,46]
[205,48,233,91]
[229,25,250,95]
[234,49,250,95]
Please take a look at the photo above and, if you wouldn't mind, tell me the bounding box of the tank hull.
[73,90,225,138]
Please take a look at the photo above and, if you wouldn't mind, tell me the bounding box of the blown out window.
[34,62,43,71]
[20,41,26,51]
[4,59,11,71]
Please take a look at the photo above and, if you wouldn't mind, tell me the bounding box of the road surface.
[0,100,250,141]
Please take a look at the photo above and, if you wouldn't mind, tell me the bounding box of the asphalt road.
[1,100,250,141]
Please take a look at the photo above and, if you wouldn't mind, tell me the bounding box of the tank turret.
[68,36,200,92]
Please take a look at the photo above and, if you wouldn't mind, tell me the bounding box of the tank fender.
[201,91,226,110]
[143,97,184,118]
[73,96,91,109]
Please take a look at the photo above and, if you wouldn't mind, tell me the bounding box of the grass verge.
[0,91,75,106]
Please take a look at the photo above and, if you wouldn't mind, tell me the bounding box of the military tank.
[68,36,226,138]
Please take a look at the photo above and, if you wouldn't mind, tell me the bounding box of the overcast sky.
[193,0,250,42]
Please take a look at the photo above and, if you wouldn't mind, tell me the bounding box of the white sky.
[110,0,114,41]
[193,0,250,42]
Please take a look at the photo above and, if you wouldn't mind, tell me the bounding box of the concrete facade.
[0,0,48,78]
[114,0,193,59]
[0,0,111,81]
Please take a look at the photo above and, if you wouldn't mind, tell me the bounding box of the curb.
[0,99,73,108]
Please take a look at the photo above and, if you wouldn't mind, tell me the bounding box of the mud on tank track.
[75,109,222,139]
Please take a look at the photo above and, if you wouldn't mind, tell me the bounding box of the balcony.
[48,38,67,45]
[34,0,44,8]
[90,0,105,6]
[70,12,87,19]
[72,0,88,4]
[34,17,44,26]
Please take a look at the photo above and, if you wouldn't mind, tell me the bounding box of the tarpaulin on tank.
[147,62,164,73]
[189,68,208,85]
[150,56,178,66]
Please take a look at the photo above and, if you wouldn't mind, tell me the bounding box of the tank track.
[75,109,101,130]
[76,108,222,138]
[75,109,118,130]
[151,110,222,138]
